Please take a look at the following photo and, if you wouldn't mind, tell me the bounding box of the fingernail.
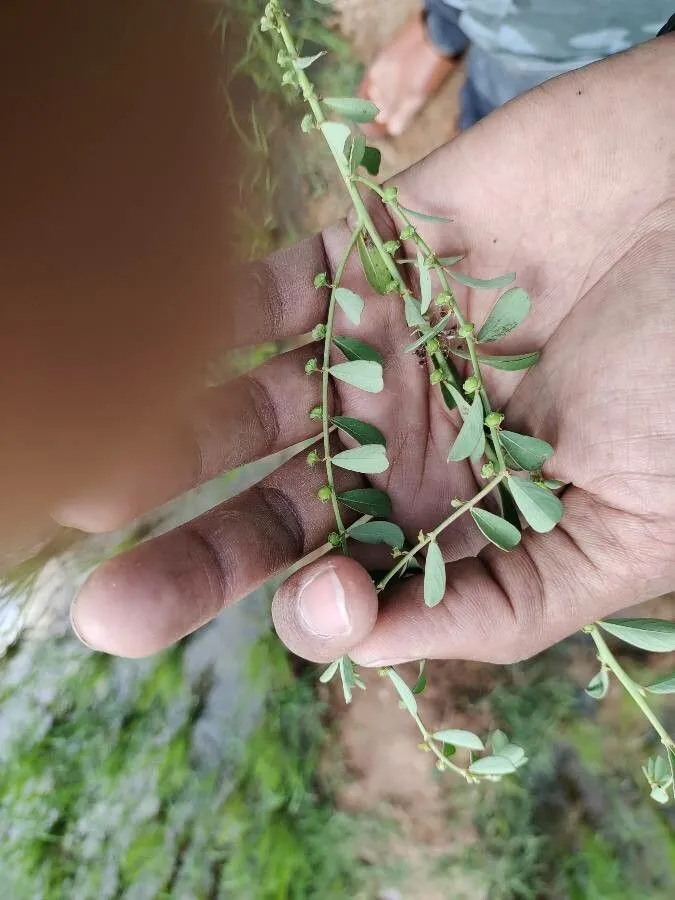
[297,564,351,638]
[69,599,99,652]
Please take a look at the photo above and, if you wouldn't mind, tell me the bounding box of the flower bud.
[400,225,415,241]
[328,532,342,547]
[463,375,480,393]
[313,272,329,288]
[435,292,452,307]
[481,462,495,479]
[309,405,323,420]
[382,186,398,204]
[306,450,320,467]
[304,358,319,375]
[458,322,475,338]
[382,239,400,254]
[484,411,504,428]
[426,338,440,354]
[429,369,443,385]
[317,486,332,502]
[301,114,314,133]
[311,323,327,340]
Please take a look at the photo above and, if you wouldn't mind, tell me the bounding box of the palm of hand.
[71,43,675,664]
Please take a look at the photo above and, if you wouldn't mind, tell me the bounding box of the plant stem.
[586,624,675,752]
[321,229,360,539]
[377,473,505,591]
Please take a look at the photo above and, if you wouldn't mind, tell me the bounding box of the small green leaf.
[399,205,451,223]
[349,520,405,547]
[347,133,366,173]
[490,730,509,755]
[319,659,340,683]
[443,383,471,417]
[506,477,564,533]
[323,96,379,123]
[470,429,486,463]
[447,269,516,290]
[440,383,457,412]
[320,121,351,162]
[423,539,446,607]
[417,251,432,314]
[294,51,326,69]
[332,335,382,364]
[437,255,465,266]
[650,785,670,805]
[339,655,358,704]
[361,145,381,176]
[585,669,610,700]
[404,295,426,327]
[338,488,392,517]
[653,755,670,783]
[386,668,418,716]
[449,394,484,462]
[498,481,522,532]
[451,347,540,371]
[334,287,364,325]
[598,619,675,653]
[499,744,528,768]
[471,508,521,551]
[332,415,385,446]
[412,660,427,695]
[468,756,517,776]
[329,360,383,392]
[646,672,675,694]
[357,232,392,295]
[499,431,553,471]
[405,314,452,353]
[477,287,531,342]
[433,729,485,752]
[332,444,389,474]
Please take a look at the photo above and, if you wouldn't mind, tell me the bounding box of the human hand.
[71,37,675,666]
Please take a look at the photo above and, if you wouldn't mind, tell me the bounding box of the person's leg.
[359,3,468,137]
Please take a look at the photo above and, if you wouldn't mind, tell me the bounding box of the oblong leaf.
[319,659,340,683]
[347,133,366,173]
[447,269,516,290]
[334,287,364,325]
[499,431,553,471]
[357,232,392,295]
[468,755,517,776]
[437,255,465,266]
[399,205,451,223]
[404,295,426,327]
[331,444,389,474]
[598,619,675,653]
[471,508,521,551]
[294,51,326,69]
[338,488,391,517]
[646,672,675,694]
[417,251,432,314]
[490,730,509,755]
[362,145,381,176]
[477,287,531,342]
[349,520,405,548]
[405,314,452,353]
[585,669,610,700]
[320,121,351,162]
[443,383,471,417]
[433,729,485,752]
[387,668,418,715]
[329,360,383,392]
[451,347,540,371]
[332,335,382,364]
[506,477,563,533]
[331,415,385,446]
[448,393,484,462]
[323,96,379,123]
[470,428,486,463]
[498,481,522,533]
[423,539,446,607]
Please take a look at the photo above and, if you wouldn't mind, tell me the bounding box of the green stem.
[586,624,675,752]
[377,473,505,591]
[322,229,360,539]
